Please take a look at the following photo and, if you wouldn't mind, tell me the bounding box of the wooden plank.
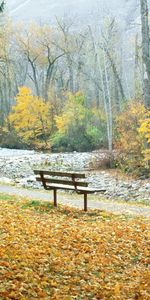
[36,177,88,187]
[34,170,85,178]
[46,184,76,191]
[80,188,106,194]
[37,183,106,193]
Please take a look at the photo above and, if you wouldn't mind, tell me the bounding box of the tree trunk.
[140,0,150,108]
[104,46,126,104]
[28,58,40,97]
[103,47,113,155]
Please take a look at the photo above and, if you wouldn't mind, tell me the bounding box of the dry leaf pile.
[0,198,149,299]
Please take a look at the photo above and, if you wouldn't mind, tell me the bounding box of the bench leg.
[84,193,87,212]
[54,189,57,207]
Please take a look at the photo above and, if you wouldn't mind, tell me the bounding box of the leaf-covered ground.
[0,195,149,299]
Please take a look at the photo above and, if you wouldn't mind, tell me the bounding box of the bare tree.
[16,24,66,100]
[56,18,87,93]
[101,19,126,111]
[88,26,113,154]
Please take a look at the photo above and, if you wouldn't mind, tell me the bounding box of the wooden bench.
[34,170,106,211]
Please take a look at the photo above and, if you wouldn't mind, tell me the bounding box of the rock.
[17,177,41,189]
[143,183,150,190]
[0,177,14,184]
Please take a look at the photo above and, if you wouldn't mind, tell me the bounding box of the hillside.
[6,0,139,30]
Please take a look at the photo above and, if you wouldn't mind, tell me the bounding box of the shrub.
[0,130,27,149]
[53,92,107,152]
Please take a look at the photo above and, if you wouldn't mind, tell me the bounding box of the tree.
[139,110,150,163]
[15,23,66,100]
[56,18,88,95]
[53,92,106,152]
[0,22,12,127]
[115,101,147,175]
[87,26,113,154]
[9,86,52,148]
[140,0,150,108]
[102,19,125,109]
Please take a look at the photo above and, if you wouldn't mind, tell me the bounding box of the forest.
[0,0,150,177]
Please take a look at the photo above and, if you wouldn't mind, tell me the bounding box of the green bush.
[51,125,106,152]
[53,92,107,152]
[0,130,27,149]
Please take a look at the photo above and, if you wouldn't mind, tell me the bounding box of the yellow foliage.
[55,92,86,134]
[139,111,150,142]
[9,87,51,147]
[116,102,145,152]
[115,101,148,174]
[139,110,150,162]
[0,197,149,299]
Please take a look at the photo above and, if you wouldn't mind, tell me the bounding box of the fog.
[6,0,139,28]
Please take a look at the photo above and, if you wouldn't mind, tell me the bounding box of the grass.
[21,199,54,213]
[0,193,15,201]
[0,193,149,299]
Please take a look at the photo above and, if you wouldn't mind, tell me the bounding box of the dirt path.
[0,184,150,217]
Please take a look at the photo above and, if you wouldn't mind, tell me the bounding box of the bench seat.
[45,183,106,194]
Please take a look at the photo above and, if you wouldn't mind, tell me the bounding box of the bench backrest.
[34,170,88,190]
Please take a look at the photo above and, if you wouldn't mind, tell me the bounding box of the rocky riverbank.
[0,148,149,204]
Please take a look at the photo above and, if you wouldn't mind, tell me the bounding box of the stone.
[0,177,14,184]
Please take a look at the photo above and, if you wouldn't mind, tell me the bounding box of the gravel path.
[0,184,150,217]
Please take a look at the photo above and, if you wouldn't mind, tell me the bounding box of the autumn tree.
[115,101,147,175]
[9,86,52,149]
[139,110,150,165]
